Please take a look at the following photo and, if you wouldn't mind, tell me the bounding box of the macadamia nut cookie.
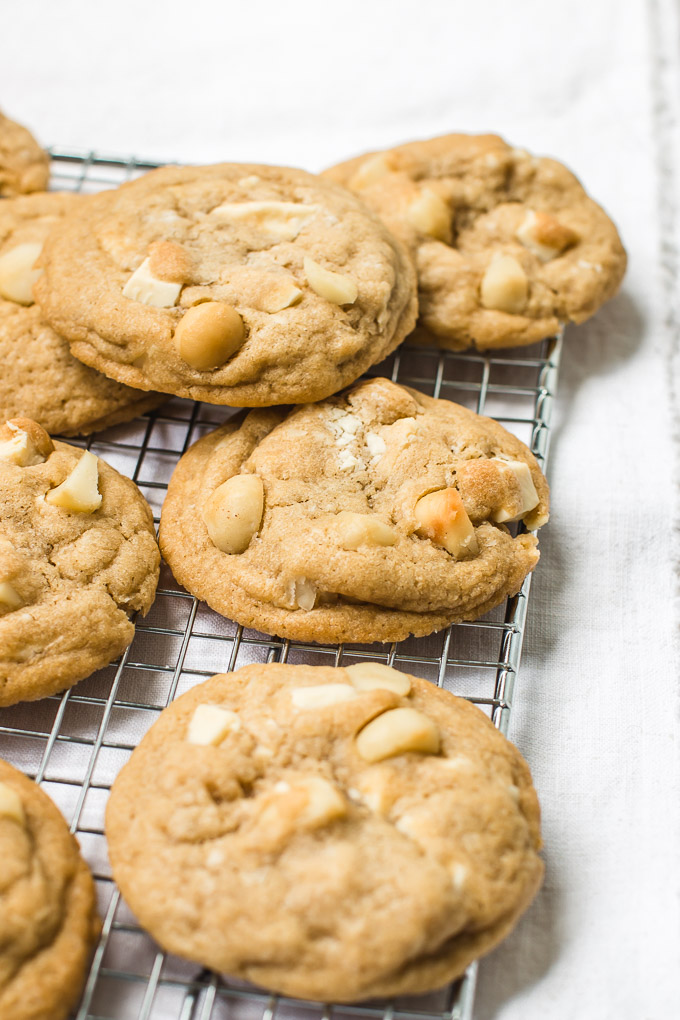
[0,418,160,705]
[106,663,543,1001]
[0,111,49,197]
[0,193,165,435]
[326,133,626,349]
[34,163,417,405]
[159,378,548,643]
[0,759,100,1020]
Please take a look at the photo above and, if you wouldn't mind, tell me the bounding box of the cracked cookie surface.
[0,419,160,705]
[0,758,100,1020]
[159,377,548,643]
[106,663,543,1001]
[34,163,417,405]
[0,193,165,435]
[326,133,626,349]
[0,112,49,197]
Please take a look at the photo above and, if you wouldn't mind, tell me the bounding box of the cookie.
[106,662,543,1001]
[0,759,100,1020]
[159,377,548,644]
[33,163,418,406]
[0,193,165,435]
[326,133,626,349]
[0,418,160,705]
[0,111,49,197]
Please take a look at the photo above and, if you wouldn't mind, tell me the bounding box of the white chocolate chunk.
[0,242,43,304]
[451,863,468,891]
[291,683,357,709]
[0,430,42,467]
[260,278,303,313]
[414,488,478,558]
[406,187,452,243]
[346,662,411,696]
[294,776,347,827]
[210,201,319,241]
[0,783,25,826]
[365,431,386,460]
[356,707,440,762]
[354,770,394,814]
[480,254,528,314]
[0,580,22,611]
[490,458,540,522]
[122,257,181,308]
[203,474,264,554]
[45,451,102,513]
[516,209,578,262]
[348,152,393,190]
[338,449,363,472]
[335,512,397,550]
[304,257,358,305]
[187,704,241,746]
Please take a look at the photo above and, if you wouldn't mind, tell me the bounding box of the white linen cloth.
[1,0,679,1015]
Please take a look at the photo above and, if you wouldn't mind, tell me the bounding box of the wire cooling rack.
[0,150,562,1020]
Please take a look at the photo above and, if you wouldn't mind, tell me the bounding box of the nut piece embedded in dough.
[0,242,43,304]
[480,254,528,314]
[202,474,264,554]
[414,488,479,558]
[356,707,441,763]
[348,152,394,191]
[175,301,246,371]
[0,782,25,826]
[291,683,358,709]
[293,776,347,828]
[516,209,579,262]
[148,240,194,283]
[335,511,398,550]
[0,418,54,466]
[0,580,23,613]
[45,450,102,513]
[210,201,319,242]
[303,256,358,305]
[259,277,304,313]
[346,662,411,696]
[406,187,452,243]
[122,257,182,308]
[490,458,540,523]
[292,576,317,611]
[187,704,241,745]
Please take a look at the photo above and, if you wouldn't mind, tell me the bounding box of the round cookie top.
[0,418,160,705]
[0,111,49,197]
[159,377,548,644]
[34,163,418,405]
[0,759,99,1020]
[0,193,164,435]
[325,133,626,349]
[106,663,543,1001]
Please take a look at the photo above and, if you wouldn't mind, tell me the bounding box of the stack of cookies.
[0,110,626,1013]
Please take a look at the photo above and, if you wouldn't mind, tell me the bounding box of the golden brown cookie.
[105,663,543,1002]
[159,377,548,643]
[34,163,418,405]
[326,133,626,349]
[0,111,49,197]
[0,759,100,1020]
[0,418,160,705]
[0,192,165,435]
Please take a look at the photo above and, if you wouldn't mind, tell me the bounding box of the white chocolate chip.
[348,152,394,190]
[335,511,397,550]
[294,776,347,827]
[291,683,358,709]
[365,431,386,460]
[0,242,43,305]
[203,474,264,554]
[122,257,182,307]
[210,201,319,242]
[45,450,102,513]
[353,770,394,814]
[259,278,304,313]
[490,458,540,522]
[507,783,521,802]
[338,449,363,472]
[414,488,478,558]
[355,707,440,762]
[0,580,23,612]
[480,254,528,314]
[516,209,578,263]
[304,257,358,305]
[346,662,411,696]
[451,863,468,891]
[186,704,241,746]
[0,782,25,826]
[406,187,452,243]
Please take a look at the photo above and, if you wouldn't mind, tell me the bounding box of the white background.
[2,1,679,1016]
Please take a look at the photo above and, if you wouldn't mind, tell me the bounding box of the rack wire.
[0,150,562,1020]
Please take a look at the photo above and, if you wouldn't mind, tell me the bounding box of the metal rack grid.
[0,150,562,1020]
